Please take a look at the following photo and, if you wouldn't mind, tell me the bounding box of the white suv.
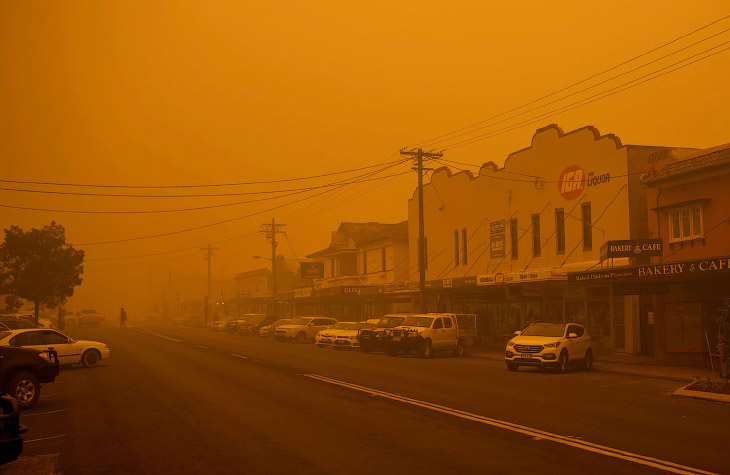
[275,317,338,343]
[505,322,592,372]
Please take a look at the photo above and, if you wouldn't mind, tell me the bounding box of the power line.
[409,13,730,148]
[441,43,730,151]
[0,159,407,189]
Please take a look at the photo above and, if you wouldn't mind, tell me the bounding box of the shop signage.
[477,274,496,285]
[294,288,312,298]
[600,239,663,260]
[300,262,324,279]
[342,287,361,295]
[614,283,669,295]
[568,256,730,283]
[490,220,506,258]
[495,272,505,285]
[558,165,610,200]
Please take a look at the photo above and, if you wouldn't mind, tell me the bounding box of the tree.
[712,297,730,379]
[0,222,84,322]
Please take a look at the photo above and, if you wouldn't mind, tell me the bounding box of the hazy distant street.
[12,323,727,475]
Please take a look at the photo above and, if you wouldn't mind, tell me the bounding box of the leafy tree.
[712,297,730,379]
[0,222,84,322]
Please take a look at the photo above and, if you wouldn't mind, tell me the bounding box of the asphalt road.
[9,322,729,475]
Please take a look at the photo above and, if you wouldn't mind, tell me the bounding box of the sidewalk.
[468,347,714,382]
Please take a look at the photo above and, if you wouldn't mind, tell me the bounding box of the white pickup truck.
[384,313,476,358]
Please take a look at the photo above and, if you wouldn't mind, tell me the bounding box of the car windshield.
[350,323,374,329]
[243,315,267,324]
[401,316,434,327]
[270,319,289,326]
[376,317,406,328]
[520,323,566,337]
[290,317,312,325]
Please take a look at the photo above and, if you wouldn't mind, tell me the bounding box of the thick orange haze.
[1,1,729,319]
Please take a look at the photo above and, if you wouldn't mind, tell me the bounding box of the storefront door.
[640,302,654,356]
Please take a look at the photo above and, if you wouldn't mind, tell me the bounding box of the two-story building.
[405,124,692,350]
[296,221,409,320]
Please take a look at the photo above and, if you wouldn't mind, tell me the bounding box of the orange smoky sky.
[1,1,729,318]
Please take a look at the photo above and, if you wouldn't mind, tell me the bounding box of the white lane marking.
[600,378,657,388]
[303,374,718,475]
[40,393,64,398]
[136,327,183,343]
[195,345,208,349]
[24,434,66,443]
[23,409,68,417]
[230,354,248,359]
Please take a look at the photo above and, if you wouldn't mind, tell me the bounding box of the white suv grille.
[514,344,543,353]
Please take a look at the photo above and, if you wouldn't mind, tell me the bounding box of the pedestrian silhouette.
[119,308,127,328]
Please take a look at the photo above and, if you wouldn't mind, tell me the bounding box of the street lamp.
[253,255,277,318]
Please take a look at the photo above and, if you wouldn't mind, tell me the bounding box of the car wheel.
[453,340,465,357]
[583,349,593,371]
[82,350,100,367]
[7,371,40,409]
[295,332,307,344]
[556,351,569,373]
[506,362,519,372]
[419,339,433,358]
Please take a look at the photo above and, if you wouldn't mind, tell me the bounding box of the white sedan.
[0,329,110,367]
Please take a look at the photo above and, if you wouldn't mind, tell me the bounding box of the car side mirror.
[568,332,578,339]
[514,331,522,336]
[308,322,315,326]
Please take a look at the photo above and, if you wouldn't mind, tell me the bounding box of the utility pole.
[400,148,441,312]
[200,244,218,322]
[259,218,286,317]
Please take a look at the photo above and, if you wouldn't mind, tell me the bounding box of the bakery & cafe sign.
[568,256,730,282]
[600,239,663,261]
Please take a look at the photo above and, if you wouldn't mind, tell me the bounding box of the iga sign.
[300,262,324,279]
[558,165,610,200]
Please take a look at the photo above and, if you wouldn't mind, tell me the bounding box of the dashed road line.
[24,434,66,443]
[304,374,718,475]
[134,326,184,343]
[195,345,208,349]
[23,409,68,417]
[230,354,248,359]
[600,378,657,388]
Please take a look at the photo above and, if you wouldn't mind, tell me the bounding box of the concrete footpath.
[469,347,714,382]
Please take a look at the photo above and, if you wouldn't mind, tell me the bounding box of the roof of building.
[305,221,408,258]
[647,143,730,185]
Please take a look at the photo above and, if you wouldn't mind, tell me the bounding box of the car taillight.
[39,352,51,362]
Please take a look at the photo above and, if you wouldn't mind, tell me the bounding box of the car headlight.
[348,335,357,340]
[507,340,515,347]
[543,341,561,348]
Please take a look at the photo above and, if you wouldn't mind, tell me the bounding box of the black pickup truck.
[357,315,407,353]
[0,346,60,409]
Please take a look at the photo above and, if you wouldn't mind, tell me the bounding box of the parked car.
[358,315,408,353]
[0,393,25,465]
[0,343,60,409]
[207,317,234,332]
[274,317,338,343]
[0,329,109,368]
[0,316,38,330]
[225,314,272,336]
[332,322,377,350]
[384,313,477,358]
[314,322,357,347]
[505,322,593,372]
[258,318,291,338]
[78,309,102,328]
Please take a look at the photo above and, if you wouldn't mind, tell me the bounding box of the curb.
[672,383,730,403]
[467,352,695,383]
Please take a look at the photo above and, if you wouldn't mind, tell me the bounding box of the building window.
[531,214,541,257]
[362,252,367,274]
[556,208,565,254]
[454,230,460,266]
[582,202,592,251]
[510,219,518,260]
[462,228,468,266]
[669,206,703,242]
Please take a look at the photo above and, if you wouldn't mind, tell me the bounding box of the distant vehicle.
[384,313,477,358]
[78,309,102,328]
[0,393,25,465]
[275,317,338,343]
[357,315,408,353]
[332,322,377,350]
[232,314,273,336]
[258,319,291,338]
[314,322,357,347]
[0,342,60,409]
[0,316,38,330]
[505,322,593,372]
[207,317,234,332]
[0,329,110,368]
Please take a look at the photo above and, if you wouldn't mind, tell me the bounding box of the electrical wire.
[409,13,730,148]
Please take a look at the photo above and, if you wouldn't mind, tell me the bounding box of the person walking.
[119,307,127,328]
